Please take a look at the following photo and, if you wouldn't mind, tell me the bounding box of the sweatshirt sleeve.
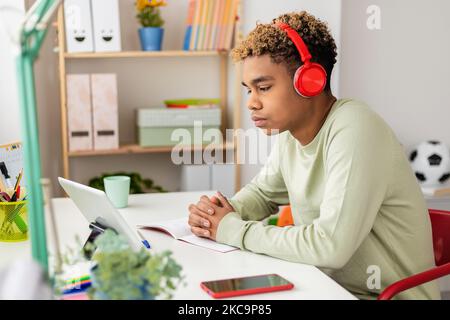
[228,135,290,222]
[216,111,393,269]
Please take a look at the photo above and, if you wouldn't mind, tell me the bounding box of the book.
[422,185,450,197]
[183,0,196,51]
[224,0,239,50]
[189,0,203,50]
[137,218,238,253]
[216,0,231,50]
[197,0,209,50]
[209,0,223,50]
[203,0,215,50]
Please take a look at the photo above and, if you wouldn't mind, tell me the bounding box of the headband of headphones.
[276,22,312,64]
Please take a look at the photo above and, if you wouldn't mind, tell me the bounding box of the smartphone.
[200,274,294,299]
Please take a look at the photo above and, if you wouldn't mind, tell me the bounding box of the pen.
[10,191,17,202]
[137,230,151,249]
[0,162,13,189]
[13,169,23,192]
[11,185,20,202]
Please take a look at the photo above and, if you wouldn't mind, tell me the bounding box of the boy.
[188,11,440,300]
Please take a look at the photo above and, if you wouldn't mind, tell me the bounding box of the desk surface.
[0,191,356,300]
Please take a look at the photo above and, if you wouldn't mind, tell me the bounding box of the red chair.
[378,209,450,300]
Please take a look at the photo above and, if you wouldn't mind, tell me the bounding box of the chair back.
[429,209,450,266]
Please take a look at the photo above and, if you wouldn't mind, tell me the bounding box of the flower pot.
[90,266,155,300]
[139,27,164,51]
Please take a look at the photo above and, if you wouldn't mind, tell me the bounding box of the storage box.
[66,74,93,152]
[137,108,222,147]
[64,0,94,53]
[91,74,119,150]
[90,0,122,52]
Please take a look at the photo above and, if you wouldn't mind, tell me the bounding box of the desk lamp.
[14,0,62,275]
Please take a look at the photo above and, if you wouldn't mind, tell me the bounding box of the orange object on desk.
[277,206,294,227]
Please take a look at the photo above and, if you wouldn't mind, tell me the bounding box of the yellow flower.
[136,0,167,12]
[149,0,167,7]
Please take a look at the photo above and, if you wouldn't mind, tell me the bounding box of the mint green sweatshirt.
[216,99,441,300]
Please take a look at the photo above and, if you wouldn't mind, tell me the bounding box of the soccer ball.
[409,141,450,187]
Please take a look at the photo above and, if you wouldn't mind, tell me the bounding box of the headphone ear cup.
[294,63,327,98]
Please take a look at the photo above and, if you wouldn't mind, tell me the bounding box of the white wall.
[239,0,342,185]
[340,0,450,152]
[0,0,25,144]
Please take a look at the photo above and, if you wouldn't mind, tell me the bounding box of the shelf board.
[64,50,228,59]
[68,143,236,158]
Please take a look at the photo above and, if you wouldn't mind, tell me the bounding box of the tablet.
[58,177,143,252]
[200,274,294,299]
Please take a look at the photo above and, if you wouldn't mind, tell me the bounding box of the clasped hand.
[188,192,234,241]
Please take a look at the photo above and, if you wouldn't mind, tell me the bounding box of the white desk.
[1,192,356,300]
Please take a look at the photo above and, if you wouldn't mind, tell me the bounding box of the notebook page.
[137,218,191,239]
[179,234,238,253]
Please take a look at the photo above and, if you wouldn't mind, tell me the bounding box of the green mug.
[104,176,131,209]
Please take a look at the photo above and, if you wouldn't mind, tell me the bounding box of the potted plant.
[55,230,184,300]
[136,0,167,51]
[88,172,167,194]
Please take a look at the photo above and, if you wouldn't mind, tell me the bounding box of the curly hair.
[231,11,338,91]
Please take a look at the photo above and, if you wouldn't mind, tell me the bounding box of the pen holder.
[0,201,28,242]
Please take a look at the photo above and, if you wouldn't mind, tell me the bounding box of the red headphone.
[276,22,327,98]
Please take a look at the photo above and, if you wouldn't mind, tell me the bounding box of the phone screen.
[201,274,292,293]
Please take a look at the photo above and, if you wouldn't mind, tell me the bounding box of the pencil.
[14,169,23,192]
[0,176,6,193]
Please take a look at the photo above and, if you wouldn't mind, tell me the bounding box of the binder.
[66,74,93,152]
[63,0,94,53]
[91,74,119,150]
[90,0,122,52]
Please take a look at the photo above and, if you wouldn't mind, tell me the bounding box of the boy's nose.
[247,97,262,111]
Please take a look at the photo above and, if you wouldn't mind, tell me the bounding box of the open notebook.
[137,218,238,253]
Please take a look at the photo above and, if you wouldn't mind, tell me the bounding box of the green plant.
[136,0,167,28]
[54,231,184,300]
[88,172,167,194]
[88,230,184,300]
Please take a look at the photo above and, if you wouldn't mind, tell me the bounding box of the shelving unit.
[55,2,243,191]
[64,50,227,59]
[67,142,236,158]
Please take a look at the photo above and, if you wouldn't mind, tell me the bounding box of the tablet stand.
[82,220,117,259]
